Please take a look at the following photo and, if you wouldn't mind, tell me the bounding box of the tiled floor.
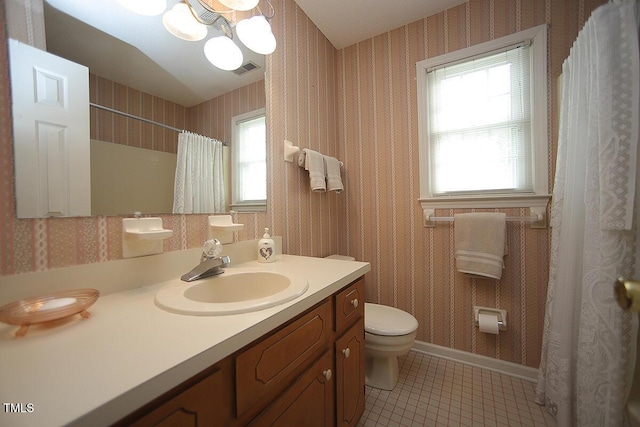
[357,351,557,427]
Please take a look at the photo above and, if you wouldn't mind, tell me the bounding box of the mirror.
[10,0,267,218]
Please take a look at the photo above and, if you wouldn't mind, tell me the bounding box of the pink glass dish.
[0,289,100,337]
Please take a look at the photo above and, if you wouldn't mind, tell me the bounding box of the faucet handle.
[202,239,223,261]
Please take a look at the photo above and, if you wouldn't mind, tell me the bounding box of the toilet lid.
[364,303,419,336]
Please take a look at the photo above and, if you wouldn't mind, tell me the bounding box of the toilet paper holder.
[473,306,507,331]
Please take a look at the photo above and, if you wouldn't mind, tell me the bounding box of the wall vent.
[233,61,260,75]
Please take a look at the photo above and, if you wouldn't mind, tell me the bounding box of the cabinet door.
[236,301,332,416]
[249,351,334,427]
[335,318,365,426]
[129,358,234,427]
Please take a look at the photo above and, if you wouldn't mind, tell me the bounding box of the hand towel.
[324,155,344,193]
[454,213,507,280]
[303,148,326,192]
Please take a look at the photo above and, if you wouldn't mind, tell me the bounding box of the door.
[615,247,640,425]
[9,38,90,218]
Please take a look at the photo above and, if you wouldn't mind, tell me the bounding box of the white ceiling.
[294,0,468,49]
[41,0,466,107]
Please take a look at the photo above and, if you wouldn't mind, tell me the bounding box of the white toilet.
[325,255,419,391]
[364,303,418,390]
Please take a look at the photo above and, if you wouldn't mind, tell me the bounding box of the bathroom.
[1,0,639,426]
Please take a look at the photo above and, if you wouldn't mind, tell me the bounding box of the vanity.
[0,242,370,427]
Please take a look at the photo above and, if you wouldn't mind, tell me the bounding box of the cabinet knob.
[350,298,358,308]
[342,347,350,358]
[323,369,332,381]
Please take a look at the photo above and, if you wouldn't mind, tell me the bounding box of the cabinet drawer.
[236,301,332,416]
[335,278,364,333]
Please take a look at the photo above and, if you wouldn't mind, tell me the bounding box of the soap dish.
[0,289,99,337]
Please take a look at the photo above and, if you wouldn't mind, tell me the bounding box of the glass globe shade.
[236,15,276,55]
[217,0,260,12]
[118,0,166,16]
[204,36,244,70]
[163,3,207,41]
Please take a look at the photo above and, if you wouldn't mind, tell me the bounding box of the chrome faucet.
[181,239,231,282]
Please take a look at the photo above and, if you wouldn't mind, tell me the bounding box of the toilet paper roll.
[478,313,500,334]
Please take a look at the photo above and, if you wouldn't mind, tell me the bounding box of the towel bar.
[428,215,541,222]
[422,207,547,229]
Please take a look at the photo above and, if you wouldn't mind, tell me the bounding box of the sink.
[155,269,309,315]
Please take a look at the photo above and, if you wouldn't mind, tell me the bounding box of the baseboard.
[412,340,539,383]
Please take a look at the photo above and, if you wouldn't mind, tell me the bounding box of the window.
[416,25,550,217]
[231,109,267,211]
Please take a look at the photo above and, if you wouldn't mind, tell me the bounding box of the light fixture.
[118,0,167,16]
[163,2,208,41]
[217,0,259,11]
[204,36,244,70]
[236,15,276,54]
[160,0,276,71]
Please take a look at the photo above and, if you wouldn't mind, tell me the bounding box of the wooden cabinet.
[236,301,332,419]
[334,279,365,426]
[121,277,366,427]
[125,357,234,427]
[248,351,334,427]
[335,318,365,426]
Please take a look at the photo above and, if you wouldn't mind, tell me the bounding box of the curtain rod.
[90,103,229,146]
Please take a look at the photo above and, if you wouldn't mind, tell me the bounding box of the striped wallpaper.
[0,0,608,369]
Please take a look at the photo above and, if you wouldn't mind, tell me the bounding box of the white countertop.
[0,255,370,427]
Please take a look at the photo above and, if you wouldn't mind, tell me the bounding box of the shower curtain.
[173,131,225,214]
[535,1,639,426]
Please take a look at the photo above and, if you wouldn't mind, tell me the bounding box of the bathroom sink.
[155,269,309,315]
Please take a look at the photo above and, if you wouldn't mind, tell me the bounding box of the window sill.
[230,203,267,213]
[418,193,551,228]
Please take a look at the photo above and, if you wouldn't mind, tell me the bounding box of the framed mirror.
[9,0,267,218]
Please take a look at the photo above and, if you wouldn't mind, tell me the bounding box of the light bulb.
[118,0,167,16]
[204,36,244,70]
[236,15,276,55]
[217,0,260,12]
[163,3,208,41]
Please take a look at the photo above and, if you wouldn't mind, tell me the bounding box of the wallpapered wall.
[334,0,607,368]
[0,0,607,369]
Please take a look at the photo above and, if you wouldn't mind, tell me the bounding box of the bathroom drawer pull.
[350,298,358,308]
[342,348,350,358]
[323,369,332,381]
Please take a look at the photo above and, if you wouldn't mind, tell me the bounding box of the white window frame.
[416,24,550,226]
[230,108,267,212]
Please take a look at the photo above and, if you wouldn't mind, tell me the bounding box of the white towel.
[454,213,507,280]
[303,149,326,192]
[324,155,344,193]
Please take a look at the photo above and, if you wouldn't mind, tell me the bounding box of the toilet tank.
[325,255,356,261]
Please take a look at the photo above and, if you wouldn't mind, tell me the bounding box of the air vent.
[233,61,260,75]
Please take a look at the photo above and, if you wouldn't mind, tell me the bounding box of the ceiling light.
[204,36,244,70]
[163,2,208,41]
[118,0,167,16]
[217,0,260,12]
[236,15,276,54]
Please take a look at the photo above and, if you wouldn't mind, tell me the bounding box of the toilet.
[325,255,419,390]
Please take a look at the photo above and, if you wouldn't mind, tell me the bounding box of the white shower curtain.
[536,1,639,426]
[173,131,225,214]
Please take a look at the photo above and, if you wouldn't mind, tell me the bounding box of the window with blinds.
[416,24,549,212]
[231,109,267,211]
[427,44,532,195]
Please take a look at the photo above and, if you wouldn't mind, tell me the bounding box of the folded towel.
[454,213,507,280]
[303,149,326,192]
[324,155,344,193]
